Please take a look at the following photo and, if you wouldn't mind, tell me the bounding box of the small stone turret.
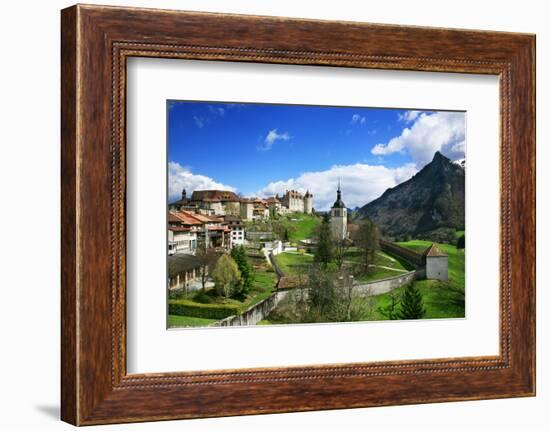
[303,190,313,214]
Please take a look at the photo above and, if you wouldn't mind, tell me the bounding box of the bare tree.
[195,247,218,291]
[333,238,352,270]
[352,220,380,275]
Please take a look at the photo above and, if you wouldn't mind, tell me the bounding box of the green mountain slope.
[358,151,465,240]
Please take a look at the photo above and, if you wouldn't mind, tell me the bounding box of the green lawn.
[168,314,217,328]
[247,270,279,307]
[371,279,465,320]
[264,240,465,324]
[397,240,465,291]
[286,214,320,242]
[274,249,411,281]
[168,266,278,328]
[354,267,406,283]
[345,248,412,270]
[274,252,314,275]
[371,239,466,319]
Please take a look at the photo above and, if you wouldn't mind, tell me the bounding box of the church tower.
[330,180,347,240]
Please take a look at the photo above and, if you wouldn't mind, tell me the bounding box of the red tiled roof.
[168,211,202,226]
[169,226,192,232]
[189,212,217,223]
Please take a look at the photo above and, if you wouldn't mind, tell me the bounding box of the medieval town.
[168,173,462,328]
[166,103,465,328]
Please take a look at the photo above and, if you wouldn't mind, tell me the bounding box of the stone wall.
[354,270,417,296]
[213,290,289,327]
[379,240,425,267]
[246,231,273,241]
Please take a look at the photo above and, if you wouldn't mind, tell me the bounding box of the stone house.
[423,243,449,281]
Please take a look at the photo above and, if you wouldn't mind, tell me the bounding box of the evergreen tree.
[314,213,334,266]
[398,283,426,320]
[377,292,400,320]
[456,234,465,249]
[230,246,253,296]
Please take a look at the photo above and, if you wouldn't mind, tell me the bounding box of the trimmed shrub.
[169,299,240,320]
[168,289,186,300]
[192,290,214,304]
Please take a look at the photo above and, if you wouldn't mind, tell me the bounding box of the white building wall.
[330,208,347,240]
[425,256,449,281]
[173,231,198,254]
[230,226,246,247]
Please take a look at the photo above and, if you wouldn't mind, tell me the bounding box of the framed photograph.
[61,4,536,425]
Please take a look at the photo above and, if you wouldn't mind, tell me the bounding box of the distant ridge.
[358,151,465,240]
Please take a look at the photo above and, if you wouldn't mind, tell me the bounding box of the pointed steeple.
[332,179,346,209]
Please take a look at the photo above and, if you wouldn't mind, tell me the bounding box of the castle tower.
[330,180,347,240]
[303,190,313,214]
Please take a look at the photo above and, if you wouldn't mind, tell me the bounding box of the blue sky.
[168,101,465,211]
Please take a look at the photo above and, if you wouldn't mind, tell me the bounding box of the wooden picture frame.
[61,4,535,425]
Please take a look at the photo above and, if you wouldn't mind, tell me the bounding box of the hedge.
[169,299,240,320]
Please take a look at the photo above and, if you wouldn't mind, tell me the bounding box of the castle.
[330,180,347,240]
[280,189,313,214]
[169,188,313,221]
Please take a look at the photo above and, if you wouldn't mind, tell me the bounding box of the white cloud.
[372,111,465,166]
[168,162,236,202]
[258,128,291,151]
[257,163,417,211]
[398,110,421,122]
[208,105,225,117]
[193,115,205,128]
[351,114,366,125]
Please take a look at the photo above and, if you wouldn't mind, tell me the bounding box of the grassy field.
[285,214,320,242]
[264,239,465,324]
[354,267,406,283]
[168,266,278,328]
[371,239,465,319]
[371,278,465,320]
[397,240,465,290]
[344,248,413,270]
[274,249,412,281]
[168,314,216,328]
[274,252,314,275]
[274,249,413,285]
